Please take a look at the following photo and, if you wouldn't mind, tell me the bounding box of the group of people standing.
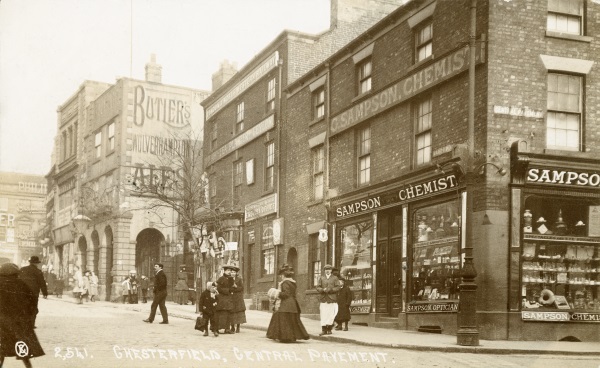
[122,271,150,304]
[198,264,246,337]
[72,266,99,304]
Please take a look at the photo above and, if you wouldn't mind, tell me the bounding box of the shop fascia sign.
[527,167,600,188]
[329,44,485,137]
[206,115,275,166]
[334,174,459,219]
[205,51,279,120]
[406,301,458,313]
[245,193,278,222]
[522,311,600,323]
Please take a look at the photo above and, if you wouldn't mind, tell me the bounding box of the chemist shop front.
[332,169,465,328]
[510,145,600,341]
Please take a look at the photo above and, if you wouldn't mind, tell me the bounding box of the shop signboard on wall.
[245,193,278,222]
[334,174,459,219]
[350,305,370,314]
[407,301,458,313]
[522,311,600,323]
[526,168,600,189]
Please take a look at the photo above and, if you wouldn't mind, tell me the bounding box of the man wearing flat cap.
[19,256,48,329]
[315,264,340,336]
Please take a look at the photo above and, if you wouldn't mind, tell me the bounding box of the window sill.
[106,150,115,158]
[258,276,274,283]
[406,54,435,74]
[309,116,325,127]
[543,148,587,158]
[352,90,372,104]
[262,188,275,196]
[306,199,324,208]
[545,31,592,43]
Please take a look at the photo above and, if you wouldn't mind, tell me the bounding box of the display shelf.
[524,234,600,244]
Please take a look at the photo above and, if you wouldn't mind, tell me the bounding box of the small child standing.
[198,282,219,337]
[334,278,353,331]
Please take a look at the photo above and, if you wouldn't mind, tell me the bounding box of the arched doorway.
[91,230,100,275]
[286,247,298,275]
[77,236,88,273]
[136,228,164,281]
[104,226,114,301]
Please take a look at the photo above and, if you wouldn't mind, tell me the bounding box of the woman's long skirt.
[266,312,309,342]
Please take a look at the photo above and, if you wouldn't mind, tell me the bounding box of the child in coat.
[198,282,219,337]
[334,278,353,331]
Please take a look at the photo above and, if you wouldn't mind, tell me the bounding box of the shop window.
[411,200,461,302]
[94,131,102,158]
[339,220,373,309]
[415,21,433,63]
[547,0,583,35]
[415,97,432,166]
[236,102,245,133]
[312,145,324,201]
[547,73,582,151]
[357,125,371,186]
[264,141,275,191]
[309,234,321,287]
[313,87,325,120]
[521,195,600,312]
[261,223,275,276]
[266,78,276,112]
[356,58,372,95]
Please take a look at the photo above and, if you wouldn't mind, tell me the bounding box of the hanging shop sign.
[334,174,459,219]
[522,311,600,323]
[526,168,600,189]
[330,45,485,136]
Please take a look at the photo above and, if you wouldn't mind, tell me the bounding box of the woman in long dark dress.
[230,267,246,333]
[266,264,309,343]
[0,263,45,368]
[334,277,352,331]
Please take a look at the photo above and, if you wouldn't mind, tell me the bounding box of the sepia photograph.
[1,0,600,367]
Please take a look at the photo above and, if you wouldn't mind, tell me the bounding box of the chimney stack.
[212,60,238,92]
[145,54,162,83]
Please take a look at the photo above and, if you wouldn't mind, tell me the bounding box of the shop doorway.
[135,228,164,283]
[376,210,403,316]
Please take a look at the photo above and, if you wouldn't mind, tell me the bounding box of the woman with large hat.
[266,264,309,343]
[0,263,45,367]
[229,266,246,333]
[215,264,236,334]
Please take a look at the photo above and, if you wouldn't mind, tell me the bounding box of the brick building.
[284,0,600,342]
[48,56,209,301]
[201,0,407,308]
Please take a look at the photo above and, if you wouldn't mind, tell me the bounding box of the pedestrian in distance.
[72,266,85,304]
[334,277,352,331]
[215,265,235,334]
[53,272,64,298]
[121,276,132,304]
[82,271,91,302]
[198,281,219,337]
[175,277,189,305]
[315,264,340,336]
[266,264,309,343]
[128,271,139,304]
[230,266,246,333]
[88,271,99,302]
[18,256,48,329]
[143,263,169,324]
[139,275,149,303]
[0,263,45,368]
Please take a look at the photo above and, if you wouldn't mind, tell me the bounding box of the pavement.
[51,296,600,356]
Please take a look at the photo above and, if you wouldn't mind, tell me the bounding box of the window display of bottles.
[342,268,372,305]
[411,200,461,302]
[338,220,373,307]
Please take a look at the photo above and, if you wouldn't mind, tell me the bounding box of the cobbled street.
[1,298,593,368]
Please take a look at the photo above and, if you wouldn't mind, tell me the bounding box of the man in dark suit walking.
[19,256,48,329]
[143,263,168,324]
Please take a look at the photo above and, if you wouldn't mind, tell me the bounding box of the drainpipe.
[274,57,284,288]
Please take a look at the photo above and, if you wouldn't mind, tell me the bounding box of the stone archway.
[136,228,164,282]
[77,236,88,273]
[104,226,114,301]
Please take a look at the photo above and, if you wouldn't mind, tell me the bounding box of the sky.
[0,0,330,175]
